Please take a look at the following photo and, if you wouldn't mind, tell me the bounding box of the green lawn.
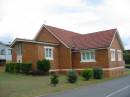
[0,67,129,97]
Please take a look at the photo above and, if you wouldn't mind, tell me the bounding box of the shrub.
[37,59,51,73]
[5,63,10,72]
[82,68,93,80]
[67,70,78,83]
[21,63,32,74]
[123,51,130,64]
[50,72,59,86]
[93,68,103,79]
[9,63,15,73]
[125,64,130,69]
[14,63,21,73]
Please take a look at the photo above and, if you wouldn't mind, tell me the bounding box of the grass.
[0,67,129,97]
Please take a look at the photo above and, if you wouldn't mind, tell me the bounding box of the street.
[41,75,130,97]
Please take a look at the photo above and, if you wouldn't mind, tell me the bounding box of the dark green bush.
[67,70,78,83]
[5,62,32,74]
[93,68,103,79]
[123,51,130,64]
[21,63,32,74]
[125,64,130,69]
[5,63,15,73]
[82,68,93,80]
[9,63,15,73]
[37,59,51,73]
[14,63,21,73]
[5,63,10,72]
[50,72,59,86]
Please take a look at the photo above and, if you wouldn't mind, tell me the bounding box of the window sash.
[17,44,22,56]
[44,47,53,60]
[117,50,122,61]
[110,49,115,61]
[81,50,95,62]
[0,49,5,55]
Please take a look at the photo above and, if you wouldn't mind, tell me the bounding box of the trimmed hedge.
[67,70,78,83]
[5,63,11,72]
[21,63,32,74]
[5,62,32,74]
[37,59,51,73]
[82,68,93,80]
[15,63,21,73]
[93,68,103,79]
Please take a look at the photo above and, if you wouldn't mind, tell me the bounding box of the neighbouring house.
[10,25,125,77]
[0,42,12,66]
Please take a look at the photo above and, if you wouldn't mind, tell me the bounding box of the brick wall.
[72,49,109,69]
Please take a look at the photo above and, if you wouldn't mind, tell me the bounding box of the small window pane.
[91,52,94,60]
[82,53,86,60]
[8,49,12,55]
[86,52,90,60]
[1,49,5,55]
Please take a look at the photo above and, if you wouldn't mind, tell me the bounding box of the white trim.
[80,60,96,63]
[34,24,45,40]
[109,30,124,50]
[44,46,53,60]
[109,30,117,48]
[117,50,122,61]
[44,46,53,49]
[10,38,59,47]
[72,48,107,52]
[33,25,70,48]
[49,66,124,72]
[80,50,96,62]
[103,66,124,70]
[43,25,70,48]
[110,49,116,61]
[117,50,122,52]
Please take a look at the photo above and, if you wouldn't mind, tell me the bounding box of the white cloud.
[0,0,130,49]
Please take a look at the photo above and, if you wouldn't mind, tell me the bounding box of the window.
[81,50,95,62]
[17,44,22,56]
[8,49,12,55]
[44,46,53,60]
[117,50,122,61]
[0,49,5,55]
[110,49,115,61]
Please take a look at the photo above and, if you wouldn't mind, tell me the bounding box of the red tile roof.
[43,25,117,49]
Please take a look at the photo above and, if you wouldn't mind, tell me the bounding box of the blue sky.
[0,0,130,49]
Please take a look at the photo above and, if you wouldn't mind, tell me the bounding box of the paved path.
[41,75,130,97]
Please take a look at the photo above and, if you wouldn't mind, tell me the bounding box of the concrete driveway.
[41,75,130,97]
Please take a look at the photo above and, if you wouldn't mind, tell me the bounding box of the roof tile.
[44,25,116,49]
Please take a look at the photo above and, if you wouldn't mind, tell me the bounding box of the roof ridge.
[44,24,80,35]
[83,28,117,36]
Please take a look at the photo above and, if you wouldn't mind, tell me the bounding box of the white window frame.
[80,50,96,62]
[8,49,12,55]
[117,50,122,61]
[110,49,116,61]
[16,43,22,63]
[44,46,53,60]
[0,49,5,55]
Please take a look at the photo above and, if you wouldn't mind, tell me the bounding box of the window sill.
[111,60,116,62]
[80,60,96,63]
[45,58,53,60]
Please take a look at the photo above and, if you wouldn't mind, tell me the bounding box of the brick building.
[10,25,125,77]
